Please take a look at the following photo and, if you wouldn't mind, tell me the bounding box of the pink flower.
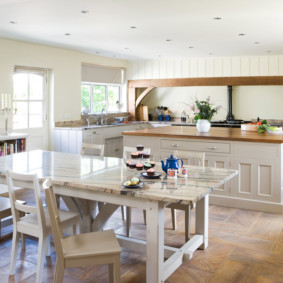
[195,109,200,113]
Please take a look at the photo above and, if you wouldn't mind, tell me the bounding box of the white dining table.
[0,150,238,283]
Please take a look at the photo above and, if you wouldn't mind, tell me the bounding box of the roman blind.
[81,64,123,84]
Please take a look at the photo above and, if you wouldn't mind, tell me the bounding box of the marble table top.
[0,150,238,205]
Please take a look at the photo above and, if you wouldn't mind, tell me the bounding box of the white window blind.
[81,64,123,84]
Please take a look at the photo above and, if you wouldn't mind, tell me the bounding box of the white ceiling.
[0,0,283,60]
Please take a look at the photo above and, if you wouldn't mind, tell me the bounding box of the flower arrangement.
[191,96,221,121]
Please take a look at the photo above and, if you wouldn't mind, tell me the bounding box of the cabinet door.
[60,129,69,153]
[83,130,103,144]
[232,157,279,202]
[53,129,61,152]
[205,155,231,195]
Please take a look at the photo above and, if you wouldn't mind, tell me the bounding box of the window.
[81,64,123,114]
[13,68,46,129]
[81,83,120,113]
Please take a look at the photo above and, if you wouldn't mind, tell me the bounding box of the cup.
[179,167,188,178]
[167,168,178,179]
[165,115,171,121]
[158,114,164,121]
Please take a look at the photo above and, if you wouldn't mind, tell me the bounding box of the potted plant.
[191,97,221,132]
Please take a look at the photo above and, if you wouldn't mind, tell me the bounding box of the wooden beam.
[128,76,283,88]
[135,86,155,108]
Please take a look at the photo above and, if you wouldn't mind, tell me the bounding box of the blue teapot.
[161,154,183,174]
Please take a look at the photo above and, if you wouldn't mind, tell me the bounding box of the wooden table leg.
[146,200,165,283]
[195,195,209,250]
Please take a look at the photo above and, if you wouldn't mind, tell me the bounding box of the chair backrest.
[123,146,151,160]
[173,150,205,167]
[43,180,64,256]
[6,170,47,232]
[81,143,104,157]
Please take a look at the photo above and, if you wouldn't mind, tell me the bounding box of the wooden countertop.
[122,126,283,144]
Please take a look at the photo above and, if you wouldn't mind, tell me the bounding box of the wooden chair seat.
[62,230,121,260]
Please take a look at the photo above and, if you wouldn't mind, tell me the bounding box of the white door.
[13,68,49,150]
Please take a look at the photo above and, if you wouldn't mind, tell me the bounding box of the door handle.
[209,146,217,150]
[172,144,179,148]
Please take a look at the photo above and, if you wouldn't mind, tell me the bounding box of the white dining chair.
[44,180,121,283]
[6,171,80,283]
[167,150,205,242]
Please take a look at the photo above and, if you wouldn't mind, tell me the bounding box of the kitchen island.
[123,126,283,214]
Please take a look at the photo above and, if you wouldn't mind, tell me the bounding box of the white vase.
[196,119,211,132]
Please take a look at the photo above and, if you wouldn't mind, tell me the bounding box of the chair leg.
[73,223,79,235]
[54,259,65,283]
[171,208,177,230]
[45,236,51,256]
[9,230,20,275]
[126,207,132,237]
[120,206,125,221]
[114,255,121,283]
[143,209,146,225]
[36,236,47,283]
[184,205,191,242]
[109,263,114,283]
[21,233,26,250]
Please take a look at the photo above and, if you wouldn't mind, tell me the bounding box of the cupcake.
[149,161,155,168]
[144,162,151,170]
[131,177,140,184]
[137,151,143,158]
[142,152,150,159]
[136,163,144,171]
[147,168,155,176]
[129,162,137,169]
[131,152,139,159]
[125,160,131,167]
[136,145,144,151]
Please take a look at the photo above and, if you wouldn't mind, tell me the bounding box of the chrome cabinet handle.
[93,131,96,134]
[115,149,119,152]
[172,144,179,148]
[209,146,217,150]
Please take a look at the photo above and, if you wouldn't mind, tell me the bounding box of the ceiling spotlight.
[188,46,194,49]
[65,33,71,36]
[267,50,272,53]
[166,39,172,42]
[254,42,260,44]
[112,55,116,57]
[209,53,213,55]
[158,55,162,58]
[213,17,222,20]
[238,33,246,36]
[9,21,17,24]
[96,51,100,54]
[81,10,89,14]
[124,47,129,50]
[130,26,136,29]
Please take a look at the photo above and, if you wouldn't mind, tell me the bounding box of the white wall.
[128,57,283,120]
[0,38,129,123]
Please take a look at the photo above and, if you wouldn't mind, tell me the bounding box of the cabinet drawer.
[160,139,230,154]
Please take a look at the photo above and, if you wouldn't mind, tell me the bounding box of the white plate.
[266,129,283,134]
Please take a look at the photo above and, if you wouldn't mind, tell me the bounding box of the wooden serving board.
[241,124,259,131]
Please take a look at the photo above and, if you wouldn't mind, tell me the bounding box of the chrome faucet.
[86,115,95,126]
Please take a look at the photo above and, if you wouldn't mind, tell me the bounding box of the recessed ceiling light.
[96,51,100,54]
[112,55,116,57]
[238,33,246,36]
[81,10,89,14]
[209,53,213,55]
[254,42,260,44]
[267,50,272,53]
[166,39,172,42]
[9,21,17,24]
[213,17,222,20]
[65,33,71,36]
[158,55,162,58]
[124,47,129,50]
[188,46,194,49]
[130,26,136,29]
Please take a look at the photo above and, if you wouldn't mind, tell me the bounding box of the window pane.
[29,102,43,128]
[81,84,90,110]
[13,102,28,129]
[29,74,44,100]
[92,85,106,112]
[14,73,28,100]
[108,86,120,112]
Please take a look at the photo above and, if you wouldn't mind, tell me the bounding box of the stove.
[210,120,251,128]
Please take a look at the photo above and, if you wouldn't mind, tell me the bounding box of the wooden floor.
[1,191,283,282]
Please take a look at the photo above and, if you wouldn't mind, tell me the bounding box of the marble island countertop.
[0,150,238,205]
[122,126,283,143]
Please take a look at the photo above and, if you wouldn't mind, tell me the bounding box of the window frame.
[13,69,47,130]
[81,81,121,114]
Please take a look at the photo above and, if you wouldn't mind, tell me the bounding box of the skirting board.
[210,195,283,214]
